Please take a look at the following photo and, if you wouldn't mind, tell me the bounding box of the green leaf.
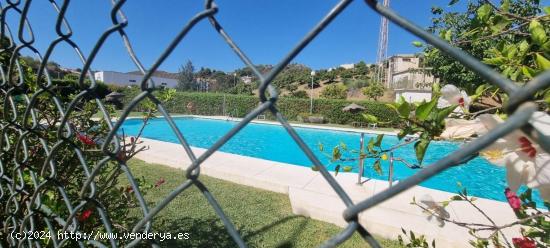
[385,103,398,113]
[542,41,550,53]
[414,139,430,165]
[510,67,521,81]
[450,195,463,201]
[518,40,530,53]
[529,20,548,45]
[373,159,383,175]
[448,0,459,6]
[412,41,423,47]
[490,16,511,34]
[544,6,550,15]
[311,165,320,171]
[332,146,341,162]
[475,84,487,95]
[544,90,550,104]
[471,84,487,101]
[362,113,378,123]
[367,138,376,154]
[437,105,457,123]
[343,166,352,172]
[476,4,492,22]
[432,82,441,96]
[374,134,384,147]
[340,141,347,151]
[397,97,411,118]
[502,44,517,59]
[501,0,510,12]
[482,56,506,65]
[335,164,340,176]
[522,66,537,79]
[415,98,438,121]
[318,142,324,152]
[535,53,550,70]
[444,29,452,41]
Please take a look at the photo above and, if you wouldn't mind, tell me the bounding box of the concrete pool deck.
[133,137,522,248]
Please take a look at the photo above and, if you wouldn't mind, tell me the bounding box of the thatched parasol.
[342,103,366,112]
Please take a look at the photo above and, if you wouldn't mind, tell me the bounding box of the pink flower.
[458,97,465,107]
[154,178,165,188]
[78,209,93,222]
[77,133,95,146]
[504,188,521,211]
[477,113,550,202]
[437,84,471,113]
[518,137,537,158]
[512,237,536,248]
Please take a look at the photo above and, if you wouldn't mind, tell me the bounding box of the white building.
[339,63,355,69]
[240,75,253,84]
[385,54,438,89]
[94,70,178,88]
[394,89,432,103]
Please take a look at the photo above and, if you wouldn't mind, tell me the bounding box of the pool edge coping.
[121,114,403,137]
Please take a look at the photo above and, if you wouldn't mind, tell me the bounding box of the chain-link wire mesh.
[1,0,549,247]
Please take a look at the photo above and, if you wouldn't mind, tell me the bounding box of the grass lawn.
[123,159,402,248]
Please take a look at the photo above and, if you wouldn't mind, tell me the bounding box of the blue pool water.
[120,117,545,205]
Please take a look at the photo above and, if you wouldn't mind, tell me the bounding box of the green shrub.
[51,79,111,99]
[320,84,347,99]
[120,91,400,127]
[362,83,384,101]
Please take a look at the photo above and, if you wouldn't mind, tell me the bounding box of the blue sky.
[7,0,465,73]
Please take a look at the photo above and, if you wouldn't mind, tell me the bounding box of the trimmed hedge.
[121,90,400,127]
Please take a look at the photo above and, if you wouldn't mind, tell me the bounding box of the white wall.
[391,70,438,89]
[395,91,432,103]
[94,71,178,88]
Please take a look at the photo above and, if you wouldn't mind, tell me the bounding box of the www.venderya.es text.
[11,231,190,242]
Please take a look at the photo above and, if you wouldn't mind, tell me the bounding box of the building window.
[402,58,411,62]
[129,79,136,82]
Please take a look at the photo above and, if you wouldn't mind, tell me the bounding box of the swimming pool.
[120,116,544,205]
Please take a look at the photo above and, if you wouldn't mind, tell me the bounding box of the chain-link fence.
[1,0,549,247]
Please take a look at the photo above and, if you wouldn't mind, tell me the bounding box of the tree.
[177,60,195,91]
[272,63,311,90]
[362,83,385,101]
[353,61,371,80]
[227,82,253,95]
[211,71,234,91]
[320,84,348,99]
[64,73,80,81]
[196,67,212,78]
[423,0,548,96]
